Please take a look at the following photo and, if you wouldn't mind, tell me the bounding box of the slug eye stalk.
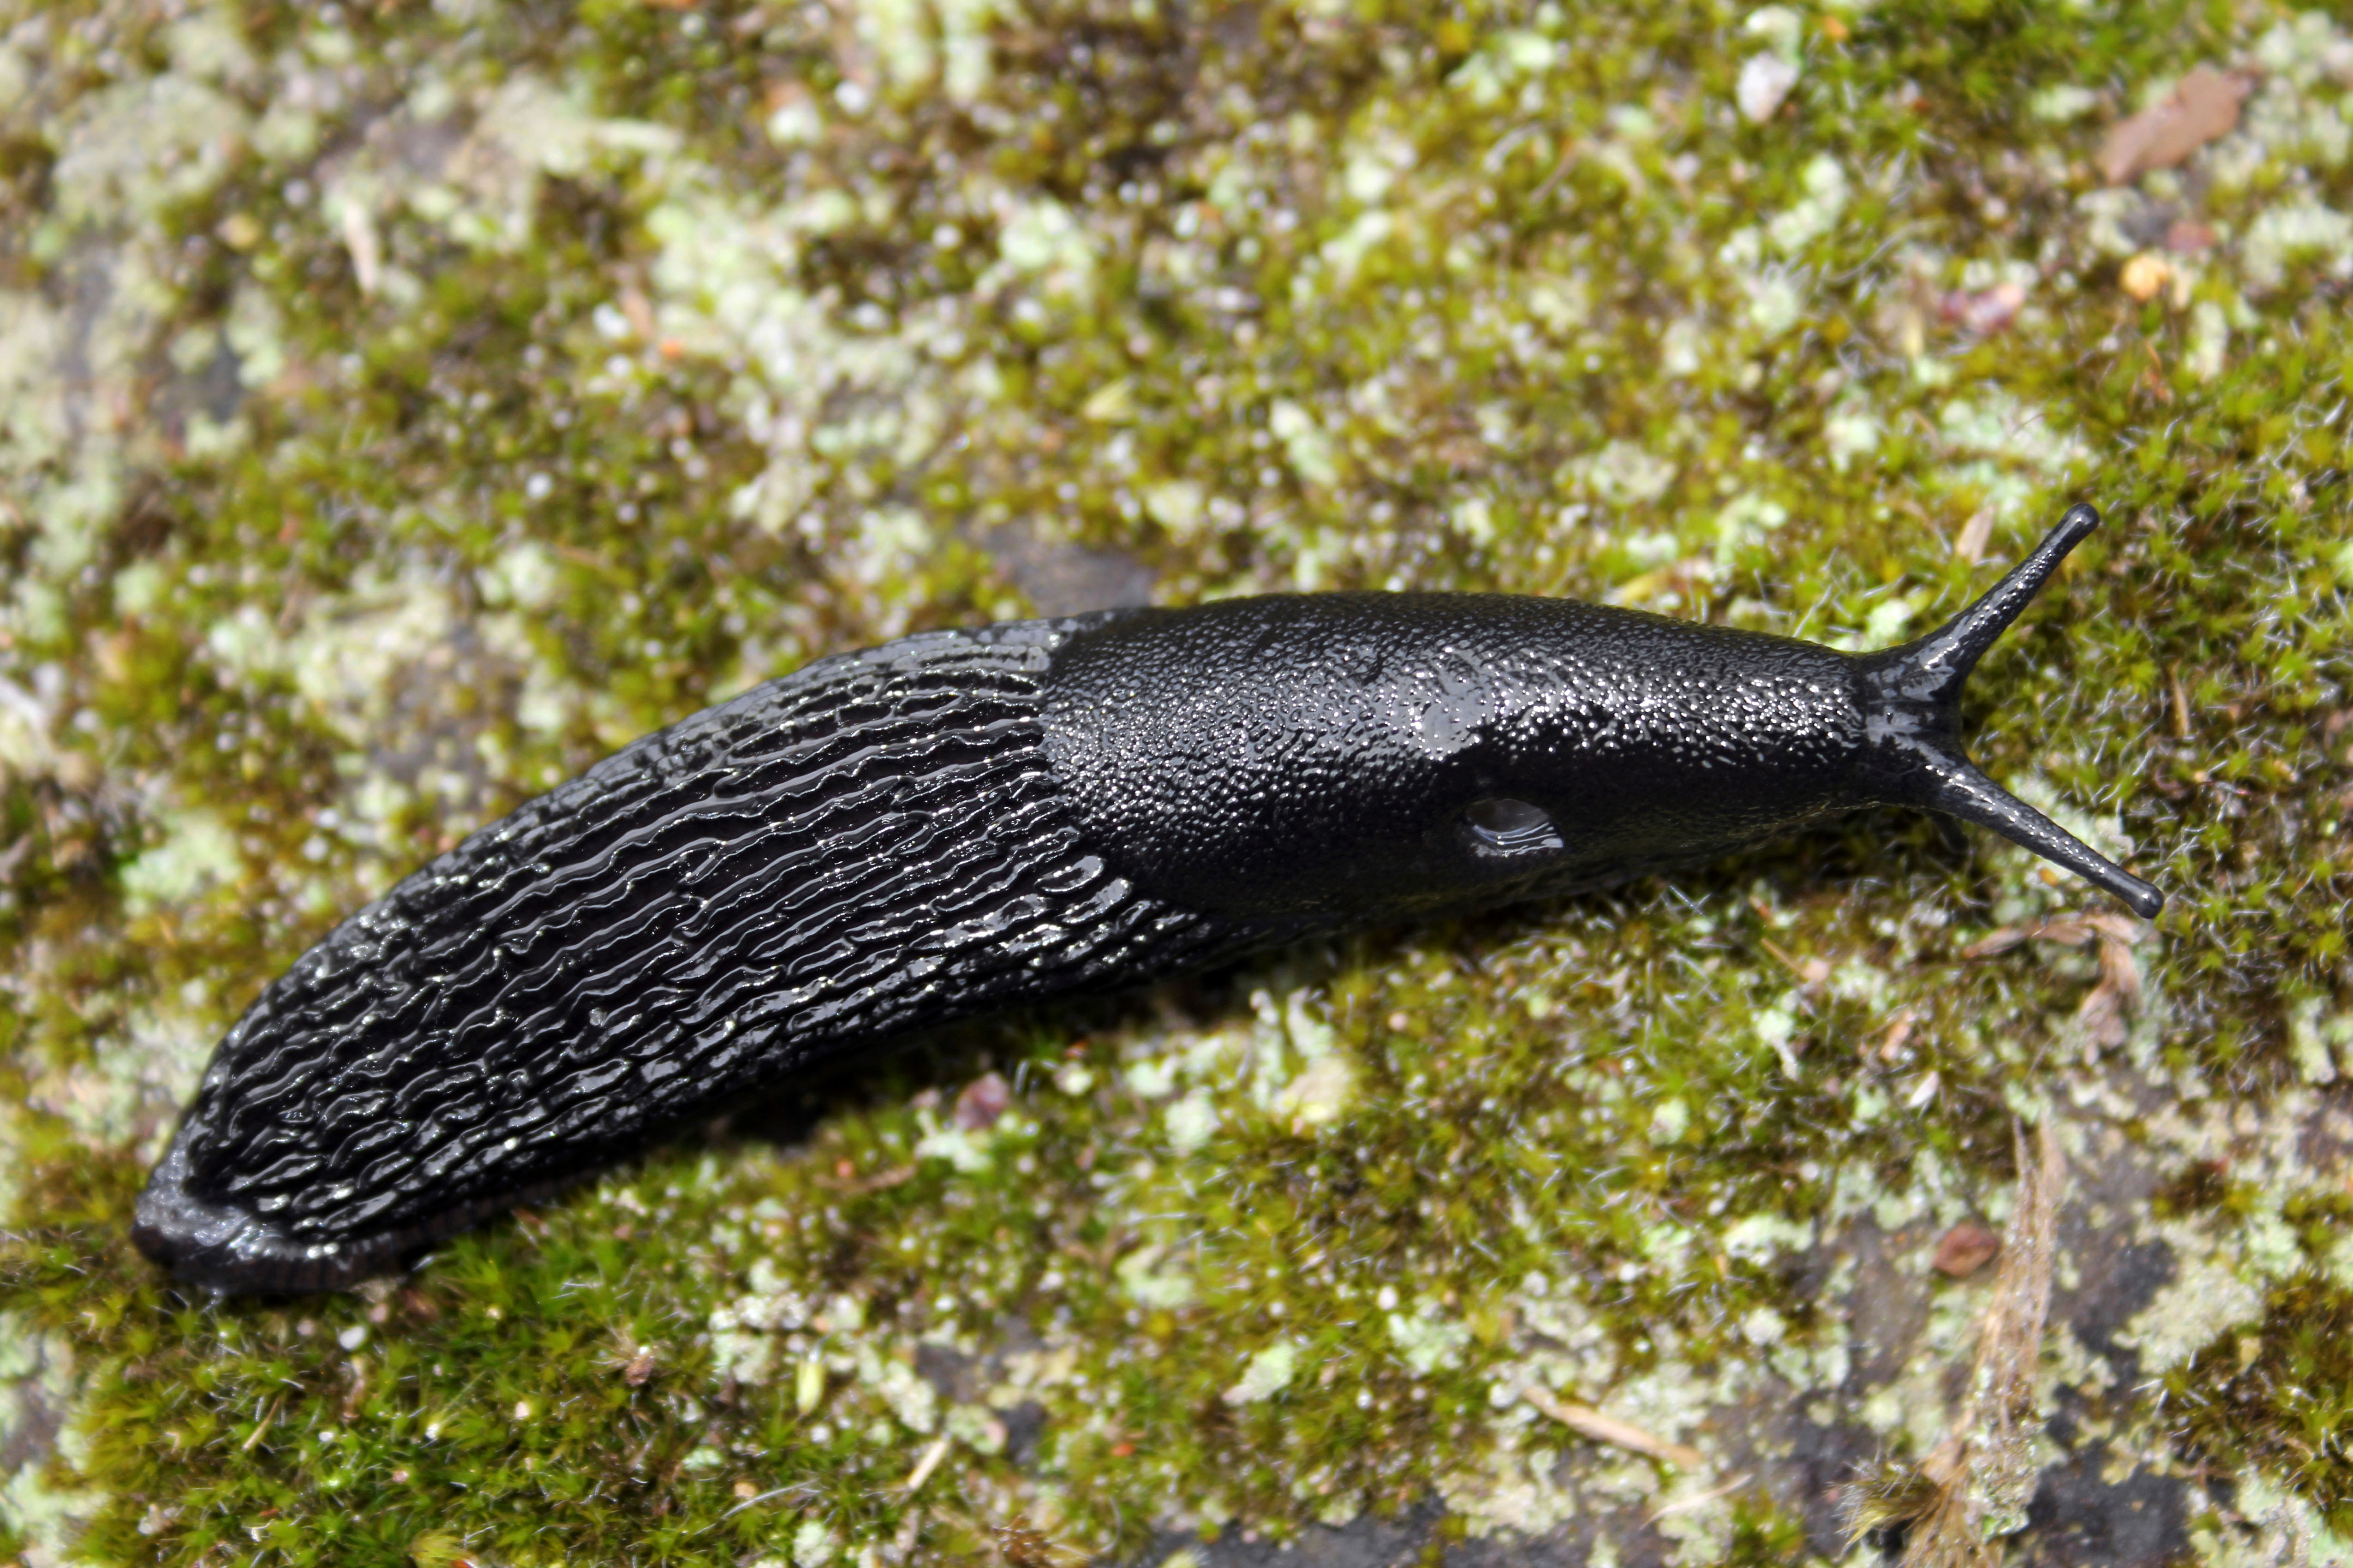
[1854,504,2164,920]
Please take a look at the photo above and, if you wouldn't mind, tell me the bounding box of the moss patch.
[2168,1276,2353,1538]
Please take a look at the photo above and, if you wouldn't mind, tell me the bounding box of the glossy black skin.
[1045,593,1865,924]
[134,506,2160,1293]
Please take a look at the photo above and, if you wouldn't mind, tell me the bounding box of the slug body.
[136,506,2161,1293]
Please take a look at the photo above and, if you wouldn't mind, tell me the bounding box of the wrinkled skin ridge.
[137,613,1262,1292]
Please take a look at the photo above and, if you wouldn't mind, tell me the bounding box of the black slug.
[135,504,2161,1293]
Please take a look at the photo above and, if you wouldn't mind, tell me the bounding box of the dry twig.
[1520,1383,1705,1470]
[1842,1121,2066,1566]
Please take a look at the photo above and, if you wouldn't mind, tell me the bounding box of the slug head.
[1850,503,2163,918]
[1042,505,2162,925]
[1041,593,1875,925]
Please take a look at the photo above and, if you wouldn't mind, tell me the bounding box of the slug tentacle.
[1852,504,2164,919]
[1875,501,2102,709]
[136,503,2162,1294]
[1905,754,2163,919]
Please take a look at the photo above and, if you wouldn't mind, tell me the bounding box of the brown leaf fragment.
[2074,915,2147,1053]
[2082,912,2149,952]
[2092,928,2142,983]
[954,1070,1012,1131]
[1959,912,2149,962]
[1931,1221,2001,1279]
[2032,918,2098,948]
[1952,506,1995,565]
[1937,281,2026,334]
[2073,982,2132,1050]
[1879,1005,1919,1062]
[1842,1124,2065,1563]
[2165,219,2218,254]
[2100,66,2256,185]
[1954,913,2148,1053]
[1957,923,2048,960]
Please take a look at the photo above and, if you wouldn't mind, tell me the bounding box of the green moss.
[4,0,2353,1562]
[2168,1276,2353,1536]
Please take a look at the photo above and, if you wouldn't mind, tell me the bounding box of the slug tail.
[1856,503,2166,920]
[133,616,1239,1294]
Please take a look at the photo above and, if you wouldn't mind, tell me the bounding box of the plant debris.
[1930,1222,2003,1280]
[1843,1122,2066,1565]
[2100,66,2258,185]
[1519,1383,1706,1472]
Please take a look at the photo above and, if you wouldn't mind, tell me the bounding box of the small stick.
[902,1435,952,1493]
[1520,1384,1704,1470]
[1648,1472,1756,1523]
[709,1485,799,1527]
[239,1395,283,1453]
